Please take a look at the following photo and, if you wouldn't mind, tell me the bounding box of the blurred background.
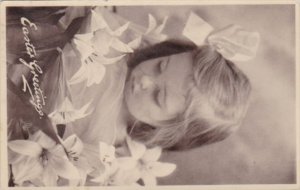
[116,5,296,184]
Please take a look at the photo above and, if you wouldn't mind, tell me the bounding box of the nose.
[139,75,155,90]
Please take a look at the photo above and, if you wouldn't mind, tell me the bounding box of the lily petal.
[99,141,116,164]
[71,157,93,186]
[50,154,80,180]
[154,16,168,34]
[75,156,94,174]
[91,160,119,184]
[56,97,74,112]
[90,9,109,31]
[8,140,42,157]
[49,144,68,158]
[126,168,142,185]
[111,22,130,36]
[112,167,141,185]
[67,165,89,187]
[67,101,92,121]
[68,179,80,186]
[89,63,102,86]
[75,100,92,116]
[63,134,84,157]
[117,157,137,170]
[74,169,87,186]
[12,157,43,185]
[42,165,59,186]
[74,33,94,46]
[82,143,105,173]
[92,29,112,54]
[30,130,57,150]
[68,64,89,85]
[111,38,133,53]
[90,172,107,184]
[89,64,106,86]
[8,148,26,164]
[29,178,44,186]
[48,111,68,125]
[49,97,92,124]
[146,14,157,34]
[147,162,176,177]
[72,33,94,61]
[141,172,157,186]
[141,146,162,162]
[128,37,142,50]
[126,136,146,159]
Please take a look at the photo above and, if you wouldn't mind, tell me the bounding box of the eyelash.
[156,60,163,73]
[153,87,161,106]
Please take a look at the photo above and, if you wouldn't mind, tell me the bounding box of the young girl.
[7,6,258,186]
[123,40,251,150]
[49,7,257,152]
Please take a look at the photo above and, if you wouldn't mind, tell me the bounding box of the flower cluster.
[8,131,176,186]
[69,7,168,87]
[8,8,173,187]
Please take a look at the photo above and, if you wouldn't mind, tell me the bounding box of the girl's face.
[124,52,193,126]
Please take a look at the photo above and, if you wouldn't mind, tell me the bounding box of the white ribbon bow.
[182,12,260,62]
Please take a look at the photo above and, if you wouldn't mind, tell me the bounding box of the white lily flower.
[80,143,105,177]
[90,9,130,37]
[98,141,116,166]
[128,36,142,50]
[68,51,125,87]
[69,31,132,87]
[117,137,177,186]
[71,33,95,62]
[144,14,168,41]
[107,166,142,186]
[91,141,141,186]
[90,160,119,186]
[8,131,80,186]
[48,97,92,125]
[139,147,176,186]
[62,135,94,186]
[72,28,132,61]
[90,141,118,185]
[69,9,137,87]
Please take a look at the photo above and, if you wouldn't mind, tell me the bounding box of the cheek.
[124,84,151,121]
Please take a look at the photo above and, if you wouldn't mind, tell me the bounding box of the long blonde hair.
[127,41,251,150]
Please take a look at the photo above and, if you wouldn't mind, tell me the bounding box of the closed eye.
[155,60,163,74]
[160,56,170,72]
[159,60,168,72]
[153,87,162,107]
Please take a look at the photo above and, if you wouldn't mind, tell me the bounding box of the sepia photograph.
[1,0,298,188]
